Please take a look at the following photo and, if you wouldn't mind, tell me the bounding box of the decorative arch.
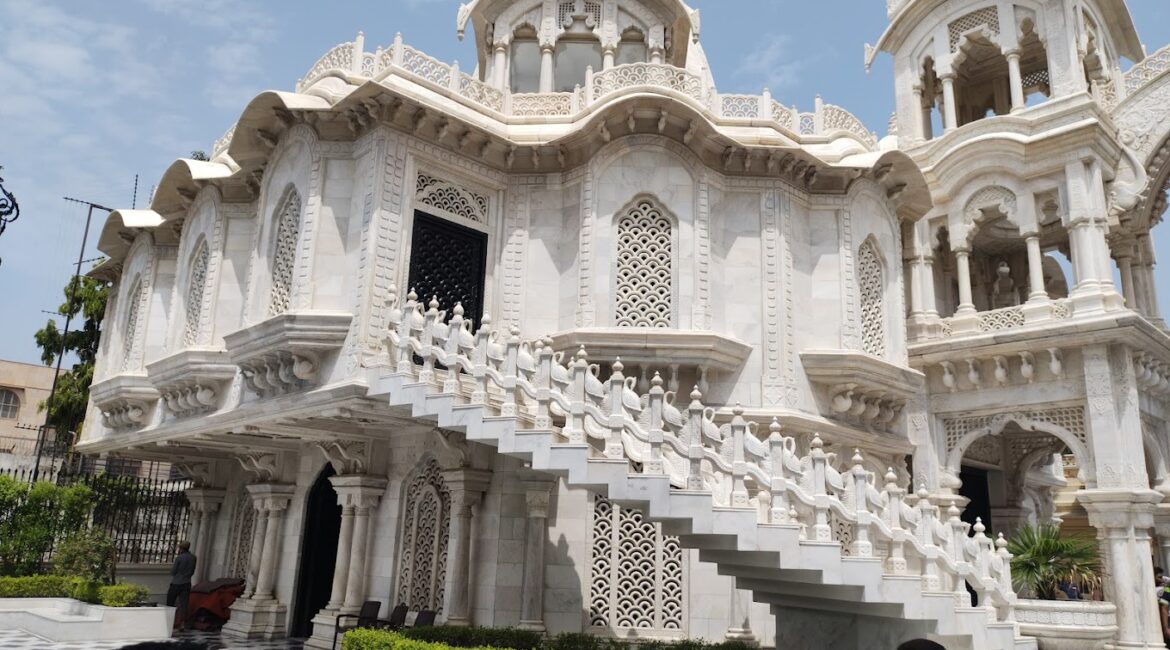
[181,240,211,347]
[944,409,1093,482]
[857,237,887,358]
[395,456,452,614]
[120,276,146,372]
[613,194,677,328]
[173,187,225,349]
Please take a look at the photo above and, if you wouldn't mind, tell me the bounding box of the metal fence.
[0,450,192,566]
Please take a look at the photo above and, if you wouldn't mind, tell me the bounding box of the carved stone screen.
[858,240,886,358]
[395,457,452,613]
[589,496,685,636]
[182,242,210,347]
[407,212,488,327]
[224,487,255,579]
[614,200,673,328]
[268,187,303,316]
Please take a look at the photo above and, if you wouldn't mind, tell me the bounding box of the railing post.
[534,336,553,429]
[883,468,908,574]
[849,451,873,558]
[398,290,421,375]
[814,95,825,135]
[914,486,943,591]
[567,347,588,443]
[685,387,705,491]
[393,33,405,66]
[501,326,520,417]
[450,60,462,92]
[809,434,831,542]
[603,360,627,459]
[419,296,442,383]
[760,89,772,121]
[470,315,492,404]
[646,373,665,475]
[351,32,365,74]
[947,505,971,605]
[730,405,749,509]
[442,304,467,393]
[585,66,595,106]
[768,419,792,524]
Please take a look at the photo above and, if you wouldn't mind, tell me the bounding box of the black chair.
[387,603,408,630]
[413,609,437,628]
[333,600,394,650]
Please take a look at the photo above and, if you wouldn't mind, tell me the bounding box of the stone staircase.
[369,292,1038,650]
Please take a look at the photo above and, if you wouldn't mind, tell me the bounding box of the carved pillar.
[1081,491,1165,649]
[1006,51,1025,112]
[1135,235,1163,324]
[340,476,387,612]
[519,478,552,632]
[911,84,927,142]
[442,469,492,626]
[493,43,508,90]
[250,484,295,601]
[242,493,269,600]
[1117,252,1137,308]
[1155,509,1170,575]
[539,46,554,93]
[954,248,975,314]
[325,504,356,611]
[1024,235,1049,303]
[940,74,958,131]
[185,488,226,585]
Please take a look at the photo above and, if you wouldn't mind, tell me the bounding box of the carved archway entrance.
[290,465,341,638]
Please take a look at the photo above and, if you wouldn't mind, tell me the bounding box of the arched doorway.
[290,465,341,638]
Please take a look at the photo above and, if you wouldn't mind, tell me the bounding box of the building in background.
[77,1,1170,648]
[0,359,58,472]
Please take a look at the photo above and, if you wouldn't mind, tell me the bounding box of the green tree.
[1008,523,1103,599]
[34,273,109,443]
[0,476,95,576]
[190,150,209,161]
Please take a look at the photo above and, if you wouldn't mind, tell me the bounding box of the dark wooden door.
[407,212,489,328]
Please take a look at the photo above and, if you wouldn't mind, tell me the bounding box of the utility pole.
[32,197,113,483]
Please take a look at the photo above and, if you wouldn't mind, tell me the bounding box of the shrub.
[401,626,543,649]
[53,529,117,584]
[342,629,507,650]
[98,583,150,607]
[0,476,95,576]
[0,575,99,602]
[543,634,622,650]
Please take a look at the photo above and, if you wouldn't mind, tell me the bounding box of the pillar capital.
[442,468,492,503]
[246,482,296,512]
[329,474,388,510]
[524,484,552,519]
[185,487,227,513]
[1079,489,1162,530]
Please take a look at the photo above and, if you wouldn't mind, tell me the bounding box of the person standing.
[167,541,197,632]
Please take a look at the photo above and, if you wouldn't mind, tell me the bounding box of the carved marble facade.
[80,1,1170,649]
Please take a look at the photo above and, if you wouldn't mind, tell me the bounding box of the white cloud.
[735,34,801,93]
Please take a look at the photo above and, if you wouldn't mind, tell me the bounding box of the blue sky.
[1,0,1168,365]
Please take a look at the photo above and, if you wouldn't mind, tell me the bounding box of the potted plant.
[1007,524,1116,650]
[1007,524,1102,599]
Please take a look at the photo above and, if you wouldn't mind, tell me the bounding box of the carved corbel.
[434,429,470,469]
[255,129,280,149]
[316,439,370,475]
[435,118,451,142]
[557,146,567,170]
[886,183,906,201]
[272,106,298,128]
[1019,352,1035,383]
[506,146,516,169]
[1047,348,1064,378]
[873,163,893,182]
[175,462,213,487]
[530,147,541,170]
[626,108,636,132]
[683,120,697,144]
[658,110,669,134]
[236,453,279,482]
[600,121,611,143]
[829,384,857,413]
[940,361,957,393]
[965,358,982,388]
[993,356,1009,386]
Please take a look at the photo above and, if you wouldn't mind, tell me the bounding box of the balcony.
[801,350,924,432]
[223,312,353,397]
[89,373,159,430]
[547,328,752,395]
[146,348,238,418]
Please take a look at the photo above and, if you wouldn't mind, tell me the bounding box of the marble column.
[493,44,508,90]
[519,478,553,632]
[954,248,975,313]
[242,496,269,600]
[326,504,355,611]
[940,75,958,131]
[539,46,554,92]
[223,483,295,641]
[442,469,491,627]
[250,485,295,601]
[602,46,615,70]
[1006,51,1025,112]
[1154,510,1170,574]
[1080,490,1165,649]
[912,84,927,142]
[185,488,226,585]
[725,584,756,642]
[1117,253,1137,308]
[1025,235,1048,302]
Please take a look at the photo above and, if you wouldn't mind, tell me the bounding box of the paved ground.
[0,629,307,649]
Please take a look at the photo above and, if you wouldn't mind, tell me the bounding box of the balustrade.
[384,288,1020,622]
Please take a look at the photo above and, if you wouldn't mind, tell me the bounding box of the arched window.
[589,496,685,634]
[268,187,302,317]
[510,25,540,93]
[121,279,145,372]
[182,242,210,347]
[0,389,19,419]
[554,38,602,91]
[615,28,647,66]
[858,240,886,357]
[396,458,451,613]
[614,200,673,328]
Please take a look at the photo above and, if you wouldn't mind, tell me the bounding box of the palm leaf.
[1007,524,1101,599]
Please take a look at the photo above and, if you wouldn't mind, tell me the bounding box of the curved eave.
[225,90,333,169]
[1097,0,1144,62]
[149,159,236,216]
[93,209,165,270]
[839,149,932,221]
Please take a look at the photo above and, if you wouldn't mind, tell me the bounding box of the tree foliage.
[1007,523,1102,600]
[33,273,108,442]
[0,475,95,576]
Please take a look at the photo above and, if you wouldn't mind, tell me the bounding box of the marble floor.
[0,629,306,650]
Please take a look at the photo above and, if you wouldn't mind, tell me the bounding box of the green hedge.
[0,575,149,606]
[401,626,542,649]
[344,628,758,650]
